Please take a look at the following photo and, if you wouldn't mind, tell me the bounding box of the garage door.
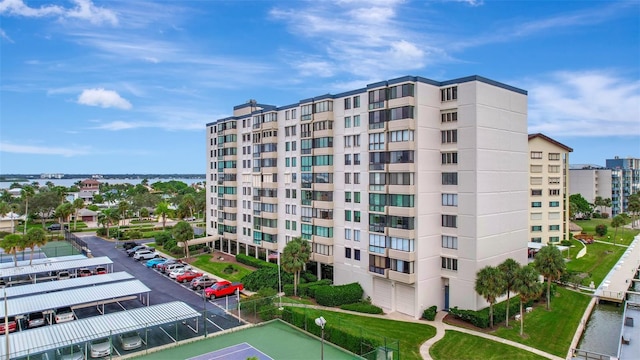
[396,284,415,317]
[373,278,393,310]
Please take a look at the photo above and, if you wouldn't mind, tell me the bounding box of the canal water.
[578,302,624,357]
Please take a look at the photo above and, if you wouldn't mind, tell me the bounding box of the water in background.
[0,177,205,189]
[578,302,624,357]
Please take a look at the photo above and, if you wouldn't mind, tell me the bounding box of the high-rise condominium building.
[606,157,640,216]
[527,134,573,244]
[206,75,529,317]
[569,165,613,216]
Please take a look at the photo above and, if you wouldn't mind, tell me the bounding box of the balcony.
[387,118,415,133]
[313,217,333,228]
[388,249,416,262]
[388,270,415,284]
[369,268,389,278]
[261,211,278,220]
[387,227,414,239]
[312,235,333,246]
[260,241,278,251]
[311,253,334,264]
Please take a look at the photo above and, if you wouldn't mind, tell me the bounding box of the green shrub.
[154,231,172,246]
[340,302,384,314]
[96,228,107,236]
[283,279,332,297]
[560,239,572,246]
[127,230,142,240]
[422,305,437,321]
[302,272,318,283]
[449,296,534,328]
[315,283,363,307]
[236,254,277,269]
[595,224,608,236]
[223,264,235,274]
[242,267,293,291]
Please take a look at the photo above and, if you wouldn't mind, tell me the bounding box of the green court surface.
[133,320,362,360]
[41,241,81,257]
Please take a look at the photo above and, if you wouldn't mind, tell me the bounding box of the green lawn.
[191,254,253,282]
[285,307,436,360]
[430,330,547,360]
[574,219,639,246]
[566,239,627,286]
[492,287,590,357]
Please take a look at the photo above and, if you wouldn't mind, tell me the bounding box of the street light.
[315,316,327,360]
[202,288,208,337]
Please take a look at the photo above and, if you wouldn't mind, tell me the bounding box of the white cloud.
[0,141,87,157]
[0,0,117,25]
[0,28,13,42]
[527,70,640,137]
[451,0,484,6]
[77,88,132,109]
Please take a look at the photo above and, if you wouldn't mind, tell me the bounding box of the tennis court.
[134,319,362,360]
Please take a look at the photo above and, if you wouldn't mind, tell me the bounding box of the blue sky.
[0,0,639,174]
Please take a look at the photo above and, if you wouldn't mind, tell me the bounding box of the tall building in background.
[206,75,529,317]
[606,157,640,216]
[569,165,613,216]
[527,134,573,244]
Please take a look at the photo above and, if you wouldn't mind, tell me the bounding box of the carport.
[0,280,152,325]
[0,301,201,359]
[0,254,86,270]
[4,271,134,299]
[0,256,114,284]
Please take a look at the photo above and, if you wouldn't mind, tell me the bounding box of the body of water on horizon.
[0,177,205,189]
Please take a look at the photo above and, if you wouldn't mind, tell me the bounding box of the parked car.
[118,331,142,350]
[145,257,167,268]
[191,275,217,290]
[78,268,92,277]
[54,306,75,323]
[56,345,84,360]
[126,245,148,256]
[168,267,191,279]
[157,259,181,273]
[176,270,203,283]
[122,241,139,250]
[90,337,111,358]
[204,281,244,299]
[184,216,196,221]
[57,270,71,281]
[27,311,46,328]
[94,266,107,275]
[163,262,187,274]
[0,316,17,334]
[47,223,68,231]
[133,249,159,261]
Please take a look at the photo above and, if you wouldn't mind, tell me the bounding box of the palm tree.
[172,221,194,259]
[155,201,171,230]
[25,227,47,265]
[533,245,565,310]
[611,214,626,244]
[281,237,311,297]
[0,202,9,226]
[54,203,73,236]
[21,185,36,235]
[9,203,20,233]
[513,265,543,336]
[594,196,604,214]
[181,194,196,219]
[118,201,130,227]
[98,208,119,238]
[1,233,24,266]
[475,266,505,328]
[72,198,85,230]
[498,258,521,327]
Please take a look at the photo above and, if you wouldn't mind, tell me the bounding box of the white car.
[54,307,75,324]
[133,249,159,261]
[56,344,84,360]
[90,337,111,358]
[118,331,142,350]
[168,267,191,279]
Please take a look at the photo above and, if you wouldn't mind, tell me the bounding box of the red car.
[176,270,203,283]
[78,268,92,277]
[0,317,17,334]
[94,266,107,275]
[204,281,244,299]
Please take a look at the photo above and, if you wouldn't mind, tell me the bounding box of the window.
[345,248,352,259]
[548,165,560,173]
[549,177,560,184]
[531,226,542,232]
[441,257,458,271]
[531,237,542,243]
[531,189,542,196]
[441,130,457,144]
[530,165,542,173]
[530,212,542,220]
[390,237,414,251]
[442,215,457,228]
[345,228,351,240]
[389,106,414,121]
[345,154,351,165]
[369,234,387,254]
[354,211,361,223]
[344,116,351,128]
[389,130,414,142]
[345,210,352,221]
[549,153,560,160]
[369,133,385,150]
[442,172,458,185]
[353,115,361,127]
[354,173,360,184]
[442,193,458,206]
[345,173,351,184]
[354,192,361,203]
[441,152,458,164]
[345,192,352,203]
[354,229,360,242]
[549,212,561,220]
[530,177,543,185]
[549,225,560,231]
[549,201,560,207]
[344,98,351,110]
[354,96,360,108]
[549,189,560,196]
[549,236,560,243]
[354,249,361,261]
[354,153,361,165]
[369,89,387,109]
[441,235,457,249]
[441,111,457,123]
[530,151,543,159]
[440,86,458,102]
[389,83,414,99]
[531,202,542,208]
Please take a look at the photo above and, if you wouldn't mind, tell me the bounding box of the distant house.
[73,208,98,222]
[79,179,101,203]
[0,212,25,232]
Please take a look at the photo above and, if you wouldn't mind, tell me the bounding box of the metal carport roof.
[0,279,151,317]
[0,256,113,278]
[0,255,86,269]
[4,271,135,299]
[0,301,200,358]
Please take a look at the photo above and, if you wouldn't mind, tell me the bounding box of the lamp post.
[202,288,208,337]
[277,251,283,309]
[315,316,326,360]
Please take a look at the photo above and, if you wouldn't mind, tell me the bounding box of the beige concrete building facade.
[206,75,529,317]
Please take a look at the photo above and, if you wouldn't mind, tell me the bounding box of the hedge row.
[242,267,294,292]
[315,283,363,307]
[449,296,532,328]
[340,302,384,314]
[283,279,332,297]
[236,254,278,269]
[282,307,382,356]
[422,305,437,321]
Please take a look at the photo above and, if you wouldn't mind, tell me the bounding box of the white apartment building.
[527,134,573,244]
[206,75,529,317]
[569,165,613,215]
